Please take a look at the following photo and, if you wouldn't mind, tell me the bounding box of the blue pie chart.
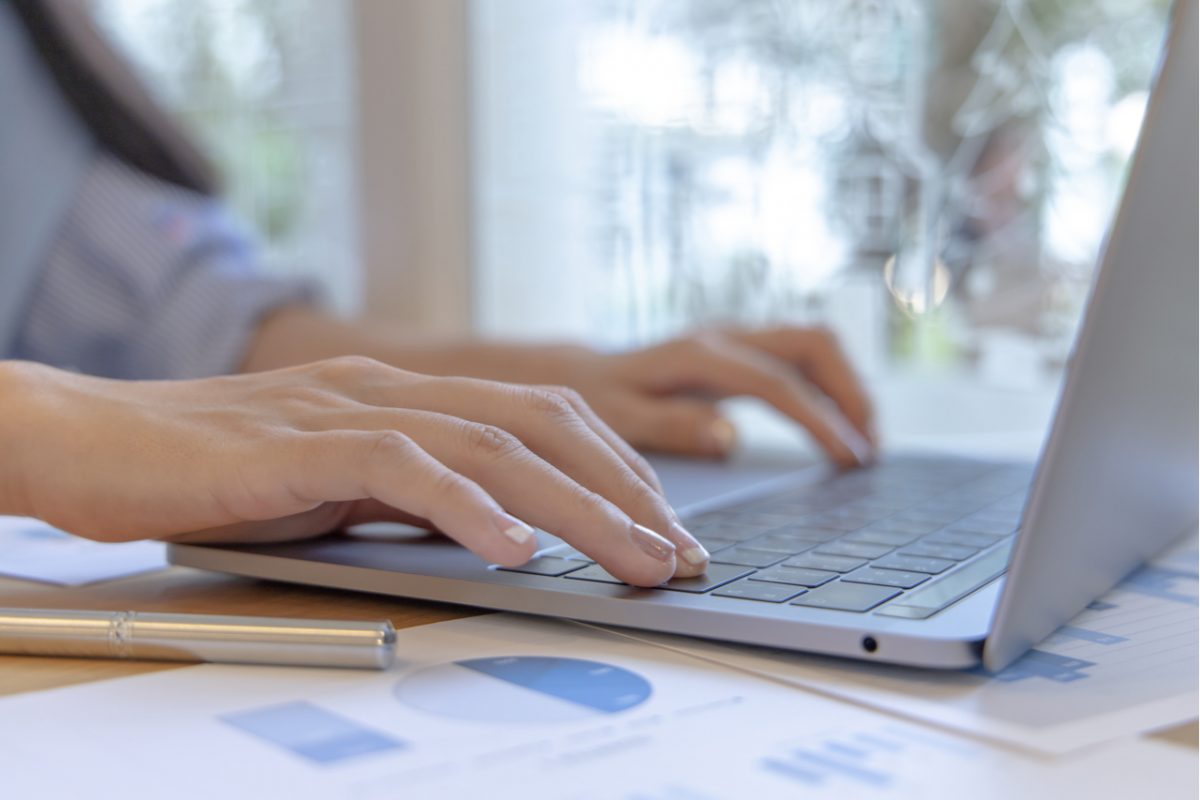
[395,656,653,723]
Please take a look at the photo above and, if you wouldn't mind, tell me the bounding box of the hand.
[242,311,876,468]
[561,327,877,466]
[0,358,710,586]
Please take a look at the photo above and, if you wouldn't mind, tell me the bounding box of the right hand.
[0,358,708,586]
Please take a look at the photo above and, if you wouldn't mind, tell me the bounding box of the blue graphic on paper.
[761,725,974,789]
[1123,566,1199,606]
[763,749,892,788]
[1086,600,1117,612]
[975,649,1095,683]
[1054,625,1128,645]
[221,701,405,765]
[456,656,652,713]
[763,734,912,786]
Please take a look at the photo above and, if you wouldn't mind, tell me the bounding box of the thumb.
[620,397,737,458]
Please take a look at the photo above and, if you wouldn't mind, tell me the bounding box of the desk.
[0,566,1195,751]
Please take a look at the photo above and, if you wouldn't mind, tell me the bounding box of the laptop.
[170,0,1198,672]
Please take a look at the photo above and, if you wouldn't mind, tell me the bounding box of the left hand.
[561,327,876,467]
[244,311,877,468]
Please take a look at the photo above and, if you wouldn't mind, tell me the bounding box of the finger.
[534,385,667,496]
[728,326,876,444]
[611,394,737,459]
[286,430,538,567]
[333,410,678,586]
[665,337,872,467]
[353,378,707,577]
[354,375,668,498]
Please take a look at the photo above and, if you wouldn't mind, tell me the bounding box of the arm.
[242,306,878,466]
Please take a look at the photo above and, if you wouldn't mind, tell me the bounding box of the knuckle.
[364,429,416,462]
[523,387,579,422]
[314,355,386,383]
[462,423,524,460]
[568,485,610,517]
[541,384,587,409]
[428,466,466,500]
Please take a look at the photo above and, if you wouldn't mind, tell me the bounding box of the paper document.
[0,516,167,586]
[0,614,1193,799]
[601,535,1199,755]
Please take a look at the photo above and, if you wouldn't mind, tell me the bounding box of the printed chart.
[395,656,653,723]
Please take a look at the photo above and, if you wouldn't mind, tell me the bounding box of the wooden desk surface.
[0,567,1194,751]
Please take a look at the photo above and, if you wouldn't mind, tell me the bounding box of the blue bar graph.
[221,701,406,765]
[1055,625,1128,645]
[983,649,1095,683]
[1123,567,1199,606]
[764,750,892,787]
[761,732,903,788]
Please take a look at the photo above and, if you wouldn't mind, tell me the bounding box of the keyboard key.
[892,508,966,525]
[843,567,930,589]
[659,564,756,593]
[694,534,740,550]
[800,514,868,532]
[710,546,788,568]
[561,564,625,584]
[791,582,901,612]
[762,526,843,543]
[949,518,1017,536]
[686,524,766,542]
[751,566,839,587]
[713,579,807,603]
[862,518,943,535]
[499,557,589,577]
[814,540,895,560]
[930,530,1007,548]
[550,547,595,562]
[783,552,868,573]
[744,533,822,554]
[900,542,978,561]
[842,528,924,547]
[872,554,957,574]
[562,562,752,592]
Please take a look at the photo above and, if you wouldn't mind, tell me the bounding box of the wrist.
[0,360,56,518]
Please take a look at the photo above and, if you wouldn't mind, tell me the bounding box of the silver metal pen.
[0,608,396,670]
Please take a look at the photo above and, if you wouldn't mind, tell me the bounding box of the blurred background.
[86,0,1171,452]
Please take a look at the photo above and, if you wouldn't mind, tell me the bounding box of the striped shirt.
[0,3,317,380]
[7,153,317,380]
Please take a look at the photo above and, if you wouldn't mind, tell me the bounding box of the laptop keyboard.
[500,459,1031,617]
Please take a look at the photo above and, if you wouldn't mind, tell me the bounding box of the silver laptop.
[170,0,1198,672]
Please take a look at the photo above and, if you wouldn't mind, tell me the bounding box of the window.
[88,0,361,311]
[471,0,1170,400]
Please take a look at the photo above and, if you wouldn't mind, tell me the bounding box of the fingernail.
[702,418,737,456]
[495,514,535,546]
[829,415,874,465]
[629,523,676,563]
[670,522,709,567]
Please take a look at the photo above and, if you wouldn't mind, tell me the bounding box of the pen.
[0,608,396,670]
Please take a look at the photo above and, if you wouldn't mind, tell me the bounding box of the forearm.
[239,306,595,385]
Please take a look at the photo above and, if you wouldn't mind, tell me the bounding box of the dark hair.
[11,0,215,194]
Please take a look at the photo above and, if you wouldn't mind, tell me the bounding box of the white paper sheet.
[0,614,1193,799]
[0,516,167,586]
[597,537,1199,756]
